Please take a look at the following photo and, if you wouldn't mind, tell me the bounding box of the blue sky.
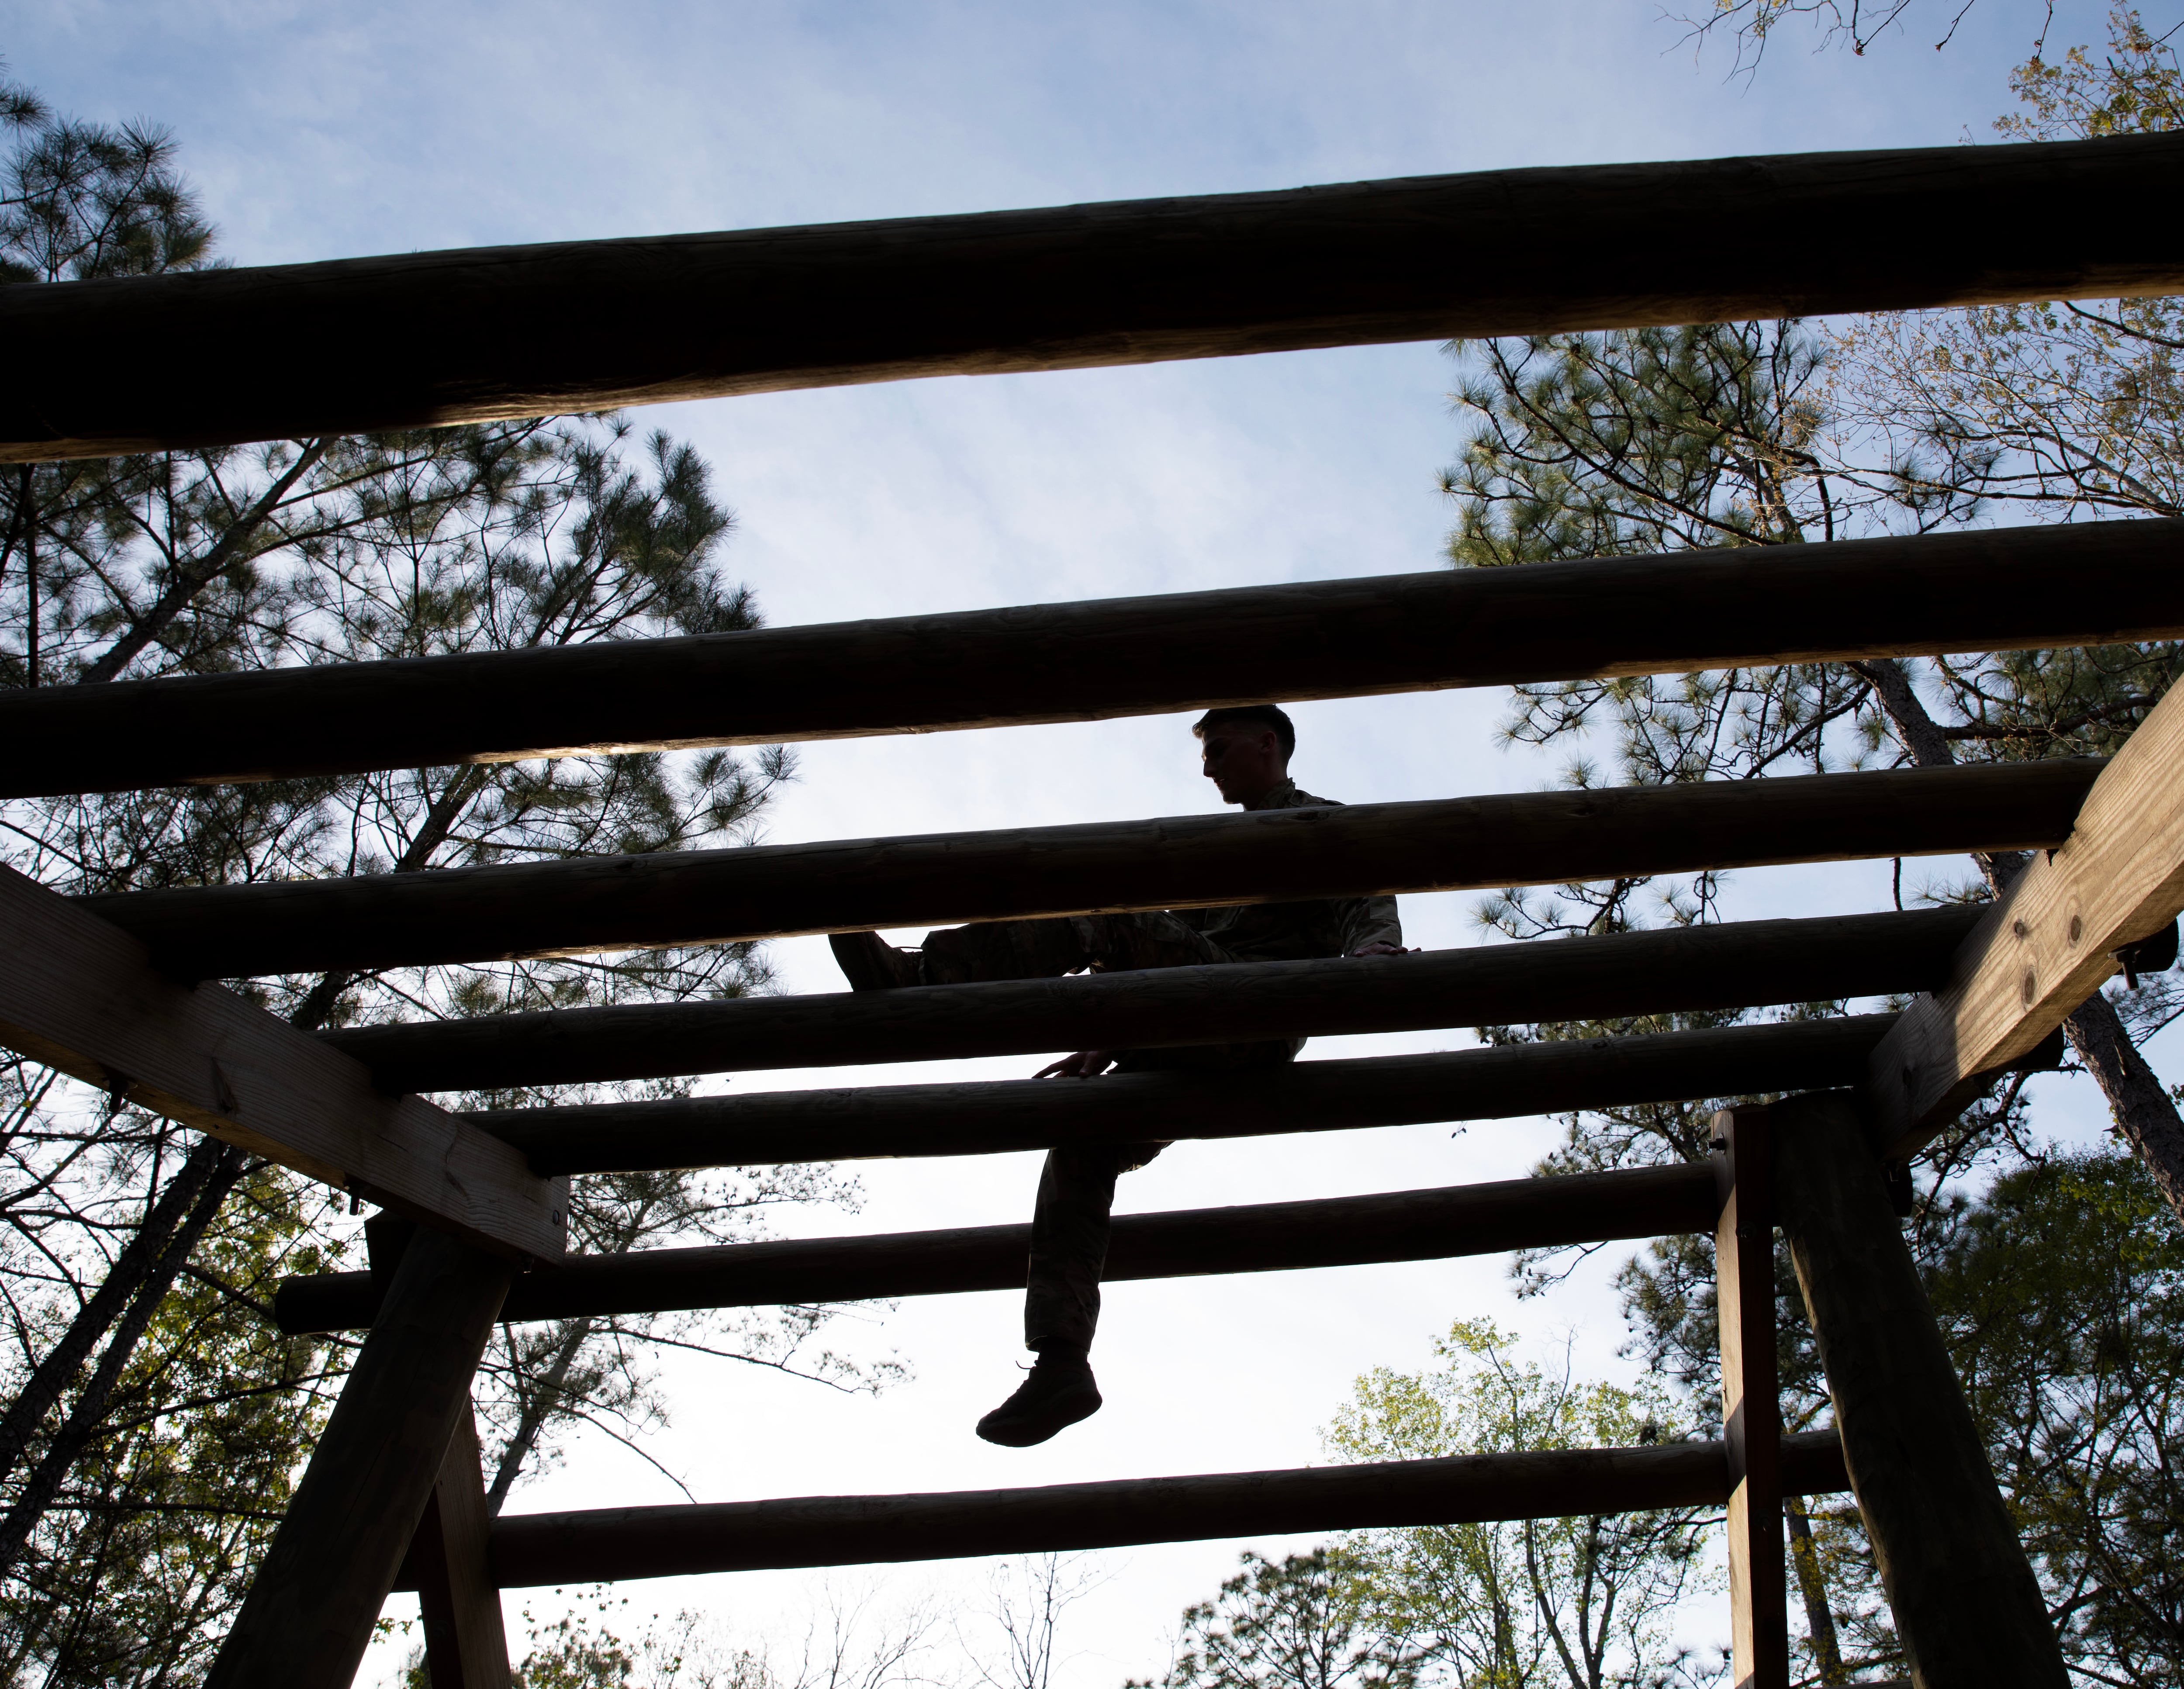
[3,0,2152,1680]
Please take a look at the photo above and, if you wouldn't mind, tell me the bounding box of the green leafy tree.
[1136,1550,1414,1689]
[1322,1323,1709,1689]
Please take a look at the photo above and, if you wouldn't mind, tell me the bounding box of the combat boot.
[828,931,924,991]
[975,1346,1102,1447]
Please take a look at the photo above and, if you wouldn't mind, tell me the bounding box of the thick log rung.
[276,1163,1721,1333]
[4,520,2180,798]
[93,764,2093,982]
[332,906,1983,1093]
[389,1431,1850,1588]
[9,134,2181,464]
[478,1016,1908,1174]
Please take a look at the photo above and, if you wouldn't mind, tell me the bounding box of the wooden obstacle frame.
[6,133,2181,1689]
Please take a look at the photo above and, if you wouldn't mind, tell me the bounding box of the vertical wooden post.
[411,1405,513,1689]
[204,1225,515,1688]
[1713,1105,1786,1689]
[1770,1091,2066,1689]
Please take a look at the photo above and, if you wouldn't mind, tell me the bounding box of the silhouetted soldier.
[830,704,1406,1445]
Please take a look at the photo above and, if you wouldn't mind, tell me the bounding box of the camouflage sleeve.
[1339,893,1403,954]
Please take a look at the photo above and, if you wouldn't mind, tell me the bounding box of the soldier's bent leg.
[919,917,1094,986]
[1023,1140,1170,1354]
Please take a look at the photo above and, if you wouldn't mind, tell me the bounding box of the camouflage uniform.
[916,780,1402,1355]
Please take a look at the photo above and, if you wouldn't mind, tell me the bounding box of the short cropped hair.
[1193,704,1296,760]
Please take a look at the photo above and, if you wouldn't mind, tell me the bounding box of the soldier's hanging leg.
[976,1037,1299,1447]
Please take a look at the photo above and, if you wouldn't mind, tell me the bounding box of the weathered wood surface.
[4,520,2178,797]
[409,1409,512,1689]
[0,863,566,1260]
[330,906,1984,1093]
[1714,1107,1786,1689]
[482,1017,1905,1174]
[204,1229,515,1688]
[1772,1092,2066,1689]
[92,764,2092,980]
[275,1163,1721,1333]
[1868,680,2184,1155]
[8,135,2182,463]
[390,1431,1849,1588]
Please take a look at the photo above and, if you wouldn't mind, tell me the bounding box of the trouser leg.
[920,909,1233,985]
[1023,1140,1168,1354]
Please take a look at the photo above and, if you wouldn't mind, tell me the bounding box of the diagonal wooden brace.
[0,861,565,1259]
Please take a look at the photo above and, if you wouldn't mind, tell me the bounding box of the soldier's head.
[1193,705,1293,807]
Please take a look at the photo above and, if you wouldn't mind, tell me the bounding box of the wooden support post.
[1769,1091,2064,1689]
[1713,1106,1785,1689]
[410,1406,512,1689]
[204,1227,515,1689]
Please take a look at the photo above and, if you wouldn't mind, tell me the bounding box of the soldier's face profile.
[1198,727,1284,805]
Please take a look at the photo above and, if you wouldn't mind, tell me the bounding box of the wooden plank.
[6,134,2182,463]
[1770,1091,2065,1689]
[0,862,567,1261]
[326,906,1987,1093]
[89,763,2094,981]
[1867,681,2184,1155]
[410,1408,512,1689]
[2,519,2178,798]
[273,1163,1724,1333]
[204,1228,515,1688]
[479,1017,1908,1174]
[1713,1106,1787,1689]
[388,1431,1849,1589]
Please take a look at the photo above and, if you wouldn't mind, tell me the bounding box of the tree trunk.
[1785,1495,1847,1684]
[1852,655,2184,1220]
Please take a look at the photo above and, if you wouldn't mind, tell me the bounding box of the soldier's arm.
[1341,894,1406,957]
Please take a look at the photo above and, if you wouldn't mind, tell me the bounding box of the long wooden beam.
[8,135,2181,464]
[92,763,2092,981]
[479,1017,1907,1174]
[4,520,2179,798]
[274,1163,1720,1333]
[388,1431,1850,1588]
[1867,682,2184,1155]
[0,863,565,1260]
[331,907,1982,1092]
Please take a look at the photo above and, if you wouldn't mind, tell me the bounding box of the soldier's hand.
[1035,1050,1116,1079]
[1350,942,1415,957]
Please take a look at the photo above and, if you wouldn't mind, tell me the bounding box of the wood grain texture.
[1714,1107,1787,1689]
[204,1229,514,1689]
[90,764,2093,980]
[0,863,566,1259]
[328,907,1984,1093]
[411,1409,512,1689]
[6,135,2181,462]
[3,520,2178,797]
[274,1163,1721,1333]
[478,1017,1907,1174]
[388,1431,1849,1588]
[1772,1092,2065,1689]
[1867,681,2184,1155]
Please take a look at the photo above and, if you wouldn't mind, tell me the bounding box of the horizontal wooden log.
[479,1015,1907,1173]
[3,520,2178,797]
[1868,680,2184,1154]
[333,907,1981,1092]
[8,134,2182,463]
[274,1162,1720,1333]
[389,1430,1849,1587]
[0,863,566,1261]
[93,764,2091,981]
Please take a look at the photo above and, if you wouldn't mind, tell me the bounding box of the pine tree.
[0,73,887,1680]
